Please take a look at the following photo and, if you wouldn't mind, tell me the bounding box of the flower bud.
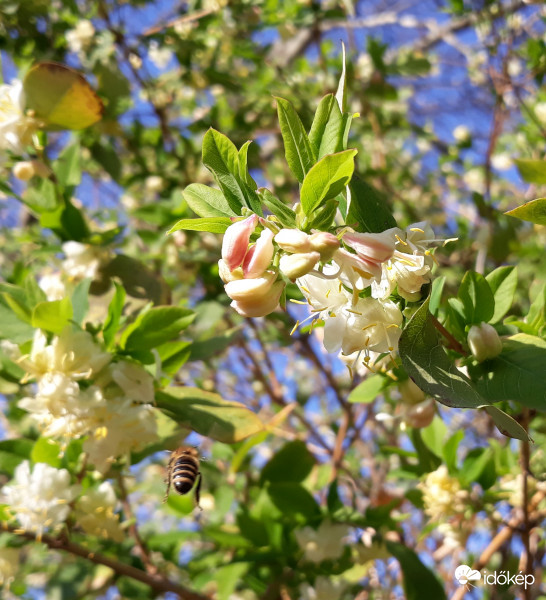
[274,228,311,253]
[231,281,285,317]
[343,229,397,264]
[224,270,276,302]
[405,398,436,428]
[309,232,340,261]
[399,378,426,405]
[221,215,258,271]
[13,160,49,181]
[467,322,503,362]
[279,252,320,280]
[218,259,243,284]
[243,229,274,278]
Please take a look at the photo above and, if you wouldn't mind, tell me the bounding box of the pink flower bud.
[343,229,397,264]
[221,215,258,272]
[243,229,274,278]
[404,398,435,428]
[467,323,503,362]
[218,259,243,284]
[231,281,285,317]
[309,232,340,261]
[279,252,320,280]
[224,270,277,302]
[334,248,382,281]
[274,229,311,253]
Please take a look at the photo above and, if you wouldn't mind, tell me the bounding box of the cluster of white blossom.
[0,80,40,158]
[18,327,158,472]
[294,520,349,563]
[219,216,438,366]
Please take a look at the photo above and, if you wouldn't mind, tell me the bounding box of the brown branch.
[144,8,216,36]
[4,524,210,600]
[449,490,546,600]
[520,409,532,600]
[116,473,159,577]
[430,314,468,356]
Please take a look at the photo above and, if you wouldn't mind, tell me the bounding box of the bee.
[163,446,202,509]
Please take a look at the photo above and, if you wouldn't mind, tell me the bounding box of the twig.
[520,409,532,600]
[430,314,467,356]
[144,8,216,35]
[4,524,210,600]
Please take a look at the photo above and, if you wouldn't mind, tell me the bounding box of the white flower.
[491,153,512,171]
[66,20,95,54]
[453,125,470,142]
[0,548,20,588]
[297,274,402,356]
[148,41,173,70]
[535,102,546,125]
[83,400,159,473]
[418,465,467,522]
[299,577,344,600]
[21,327,110,380]
[2,461,79,536]
[145,175,165,193]
[295,520,348,563]
[75,481,124,542]
[62,241,111,281]
[0,80,39,155]
[38,272,66,301]
[371,223,436,302]
[108,360,155,404]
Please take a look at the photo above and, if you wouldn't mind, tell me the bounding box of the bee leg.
[195,472,202,511]
[163,479,171,504]
[163,458,173,504]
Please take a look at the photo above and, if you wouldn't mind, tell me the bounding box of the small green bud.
[467,322,503,362]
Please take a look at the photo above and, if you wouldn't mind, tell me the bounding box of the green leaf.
[386,541,447,600]
[458,271,495,324]
[1,288,32,323]
[442,430,463,472]
[167,217,232,234]
[308,94,345,158]
[461,448,496,488]
[420,417,448,458]
[31,437,62,467]
[0,304,34,343]
[260,441,315,484]
[275,97,315,183]
[505,197,546,226]
[24,275,47,308]
[266,482,321,521]
[238,140,257,190]
[485,266,518,323]
[300,149,357,215]
[257,188,296,228]
[202,129,262,215]
[348,375,387,403]
[155,387,263,443]
[0,439,34,477]
[429,276,446,317]
[183,183,237,218]
[472,334,546,411]
[347,177,397,233]
[90,142,122,181]
[399,298,486,409]
[120,306,195,352]
[514,158,546,185]
[484,406,530,442]
[156,341,191,376]
[335,42,348,113]
[24,177,58,213]
[103,282,125,349]
[55,142,81,187]
[71,278,91,325]
[23,62,103,130]
[31,297,73,334]
[188,328,241,361]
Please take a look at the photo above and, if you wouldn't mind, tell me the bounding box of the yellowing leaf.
[23,62,103,130]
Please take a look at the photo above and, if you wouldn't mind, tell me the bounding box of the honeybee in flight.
[163,446,202,509]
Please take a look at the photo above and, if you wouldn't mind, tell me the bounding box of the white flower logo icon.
[455,564,481,586]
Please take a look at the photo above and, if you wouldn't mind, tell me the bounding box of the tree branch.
[4,524,210,600]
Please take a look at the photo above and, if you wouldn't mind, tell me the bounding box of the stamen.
[346,309,362,315]
[289,299,307,305]
[395,234,408,246]
[409,227,425,233]
[362,323,377,331]
[290,321,300,336]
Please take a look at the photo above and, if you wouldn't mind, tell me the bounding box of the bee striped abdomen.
[173,457,199,494]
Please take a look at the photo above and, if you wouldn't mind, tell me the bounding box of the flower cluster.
[218,217,439,365]
[0,80,40,158]
[75,481,124,542]
[295,520,349,563]
[2,461,79,538]
[18,327,158,472]
[418,465,468,523]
